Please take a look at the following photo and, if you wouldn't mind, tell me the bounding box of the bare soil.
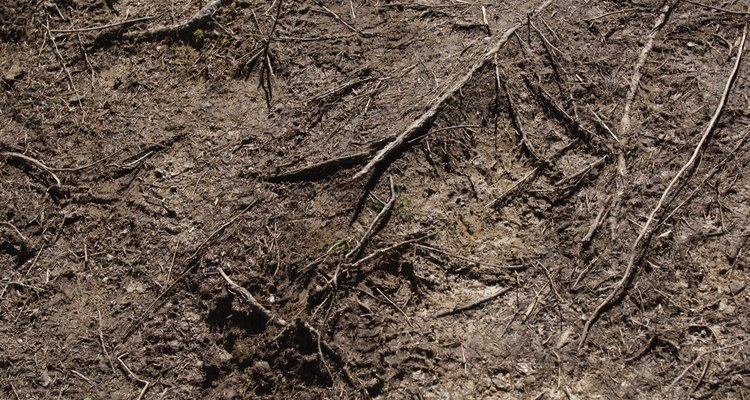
[2,0,750,398]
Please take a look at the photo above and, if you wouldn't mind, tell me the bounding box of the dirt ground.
[2,0,750,398]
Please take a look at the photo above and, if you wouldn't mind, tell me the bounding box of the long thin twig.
[415,244,527,271]
[123,0,231,40]
[352,0,556,181]
[44,21,83,110]
[345,176,396,260]
[2,151,62,186]
[435,286,512,318]
[579,25,747,349]
[666,337,750,394]
[684,0,750,16]
[51,16,154,33]
[116,354,150,400]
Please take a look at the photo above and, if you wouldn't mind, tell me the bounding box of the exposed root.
[352,0,556,182]
[578,25,747,349]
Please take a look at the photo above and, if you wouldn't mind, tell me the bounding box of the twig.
[435,286,512,318]
[98,310,116,374]
[584,7,643,22]
[51,16,154,33]
[117,354,149,400]
[352,232,434,267]
[123,0,231,40]
[619,3,672,142]
[581,196,611,246]
[579,25,747,349]
[523,76,594,144]
[415,244,527,271]
[684,0,750,16]
[375,287,413,327]
[264,136,393,182]
[502,74,539,160]
[218,267,359,388]
[2,151,62,186]
[313,1,369,36]
[70,369,95,386]
[666,337,750,394]
[345,176,396,260]
[353,0,556,181]
[486,167,540,208]
[2,221,28,242]
[555,156,607,188]
[659,129,750,227]
[44,21,83,110]
[217,267,282,325]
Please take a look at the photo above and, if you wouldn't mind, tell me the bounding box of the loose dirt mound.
[2,0,750,398]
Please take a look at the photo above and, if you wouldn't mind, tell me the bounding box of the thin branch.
[2,151,62,186]
[345,176,396,261]
[435,287,512,318]
[579,25,748,349]
[51,16,154,33]
[352,0,556,181]
[123,0,231,40]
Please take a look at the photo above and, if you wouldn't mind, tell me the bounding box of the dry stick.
[1,152,61,186]
[581,196,611,246]
[51,16,154,33]
[659,129,750,227]
[486,167,539,208]
[97,309,117,375]
[345,176,396,261]
[666,337,750,394]
[619,3,672,153]
[578,25,748,349]
[352,0,556,181]
[44,22,83,110]
[555,156,607,188]
[502,73,539,160]
[609,2,672,239]
[351,233,435,268]
[435,286,512,318]
[684,0,750,16]
[584,7,643,22]
[217,267,359,388]
[123,0,231,39]
[415,244,527,271]
[117,354,149,400]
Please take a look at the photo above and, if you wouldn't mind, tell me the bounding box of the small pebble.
[728,281,746,296]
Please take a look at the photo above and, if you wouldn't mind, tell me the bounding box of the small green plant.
[326,238,351,255]
[193,29,204,41]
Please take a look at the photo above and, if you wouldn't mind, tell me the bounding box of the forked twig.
[579,25,748,349]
